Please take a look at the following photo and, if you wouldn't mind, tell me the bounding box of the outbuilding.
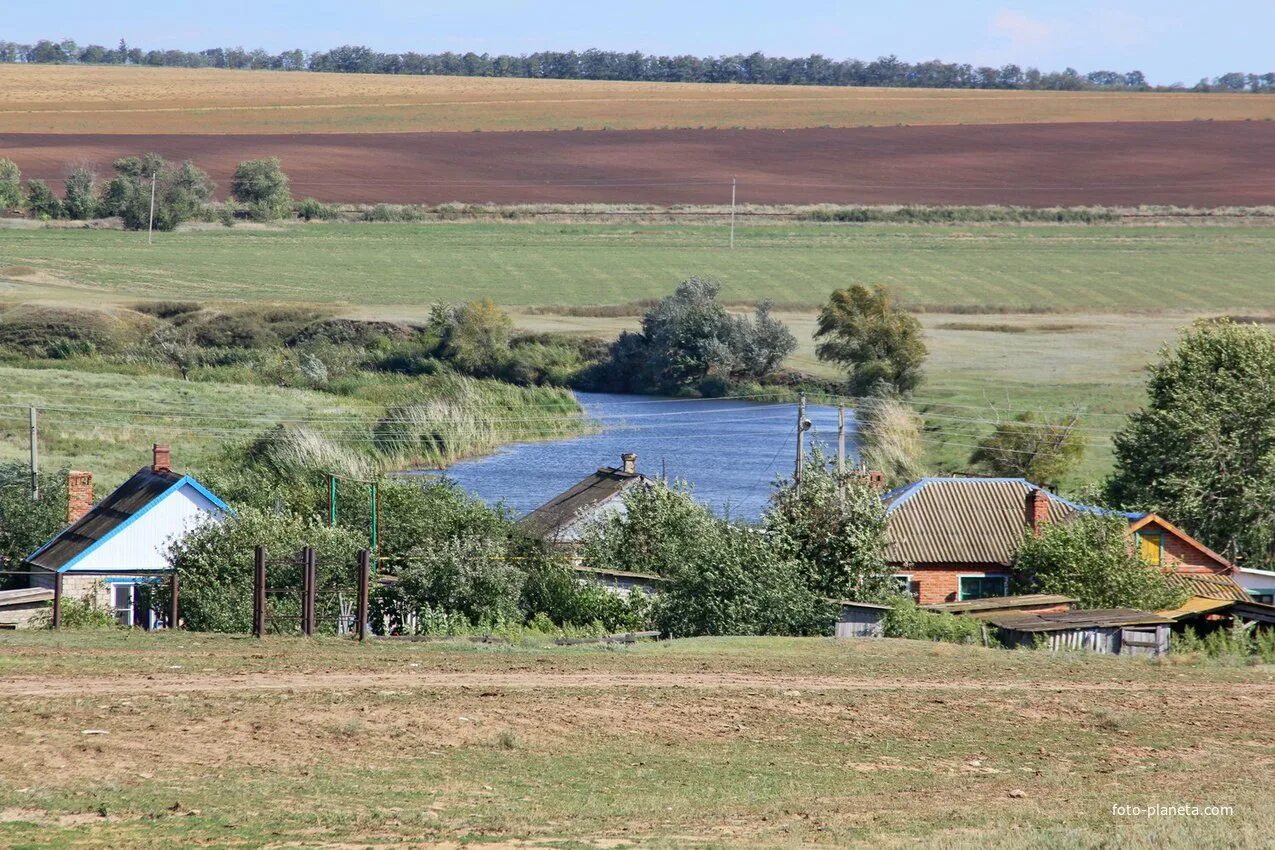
[833,600,892,638]
[984,608,1174,657]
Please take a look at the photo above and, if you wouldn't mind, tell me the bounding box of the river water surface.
[430,392,852,523]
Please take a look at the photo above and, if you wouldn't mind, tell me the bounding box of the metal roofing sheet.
[924,594,1075,614]
[985,608,1174,632]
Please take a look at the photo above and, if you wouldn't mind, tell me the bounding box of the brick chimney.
[620,452,637,475]
[152,443,172,473]
[859,469,886,492]
[67,471,93,524]
[1025,488,1050,536]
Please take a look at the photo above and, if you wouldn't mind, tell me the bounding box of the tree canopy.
[1106,319,1275,565]
[1012,513,1186,611]
[230,157,292,221]
[815,285,926,397]
[970,412,1085,489]
[104,153,214,231]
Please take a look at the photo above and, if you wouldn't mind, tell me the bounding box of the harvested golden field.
[4,64,1275,134]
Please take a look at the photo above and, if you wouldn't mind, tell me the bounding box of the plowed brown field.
[5,121,1275,206]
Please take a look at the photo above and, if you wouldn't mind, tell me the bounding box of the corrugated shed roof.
[1159,597,1236,619]
[519,468,649,542]
[882,478,1134,566]
[1165,572,1250,602]
[985,608,1174,632]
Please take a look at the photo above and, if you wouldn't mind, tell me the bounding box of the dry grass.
[0,632,1269,848]
[5,65,1275,134]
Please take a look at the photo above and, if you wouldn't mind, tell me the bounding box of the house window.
[893,574,919,601]
[1136,532,1164,566]
[959,575,1008,601]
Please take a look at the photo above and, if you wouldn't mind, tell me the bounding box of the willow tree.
[815,285,926,397]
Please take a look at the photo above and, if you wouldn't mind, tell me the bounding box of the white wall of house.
[65,483,224,573]
[1235,567,1275,603]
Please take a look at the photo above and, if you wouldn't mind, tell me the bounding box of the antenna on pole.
[147,172,157,246]
[729,177,736,250]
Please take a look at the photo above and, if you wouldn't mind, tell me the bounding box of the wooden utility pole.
[837,405,846,478]
[147,172,157,245]
[168,572,180,630]
[794,392,807,490]
[356,550,371,642]
[28,406,38,501]
[252,545,267,638]
[729,177,737,249]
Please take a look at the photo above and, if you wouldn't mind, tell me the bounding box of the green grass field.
[6,222,1275,312]
[0,632,1270,849]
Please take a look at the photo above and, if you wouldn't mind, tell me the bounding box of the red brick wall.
[892,564,1012,605]
[1137,519,1230,575]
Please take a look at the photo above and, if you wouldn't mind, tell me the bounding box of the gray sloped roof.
[984,608,1174,632]
[882,477,1138,566]
[519,467,650,543]
[26,467,184,571]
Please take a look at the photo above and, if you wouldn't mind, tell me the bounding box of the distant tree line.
[4,38,1273,92]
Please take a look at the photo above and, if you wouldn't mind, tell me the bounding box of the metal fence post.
[51,572,62,630]
[253,545,267,638]
[356,549,370,642]
[303,547,316,637]
[168,571,181,630]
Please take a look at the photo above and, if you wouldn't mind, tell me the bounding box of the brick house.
[25,445,229,627]
[882,477,1232,606]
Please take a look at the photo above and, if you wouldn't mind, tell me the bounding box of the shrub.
[298,197,339,221]
[388,537,526,626]
[882,597,984,644]
[62,167,101,220]
[25,179,62,219]
[0,464,69,570]
[1012,513,1187,610]
[230,157,292,221]
[163,507,365,633]
[0,158,21,209]
[32,597,118,630]
[189,312,280,349]
[103,153,214,231]
[132,300,202,319]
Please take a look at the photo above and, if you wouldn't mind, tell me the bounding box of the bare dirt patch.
[4,121,1275,207]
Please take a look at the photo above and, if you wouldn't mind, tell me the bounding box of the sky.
[4,1,1268,84]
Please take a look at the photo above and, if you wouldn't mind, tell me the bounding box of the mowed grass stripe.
[5,223,1275,310]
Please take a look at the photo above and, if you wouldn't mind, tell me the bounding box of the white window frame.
[957,573,1009,601]
[892,573,919,599]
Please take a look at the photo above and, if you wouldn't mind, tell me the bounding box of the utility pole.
[147,172,157,246]
[28,406,38,501]
[729,177,737,250]
[837,405,846,477]
[794,392,808,491]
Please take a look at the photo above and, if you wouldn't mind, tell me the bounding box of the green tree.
[441,299,513,375]
[0,158,21,209]
[230,157,292,220]
[583,483,829,636]
[1106,319,1275,564]
[1012,513,1186,610]
[0,464,69,576]
[25,179,62,219]
[104,153,214,231]
[815,285,926,396]
[765,451,895,601]
[62,166,100,220]
[970,412,1085,489]
[391,537,525,625]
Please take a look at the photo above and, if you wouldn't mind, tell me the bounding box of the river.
[427,392,854,523]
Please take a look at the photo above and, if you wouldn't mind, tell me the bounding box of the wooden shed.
[985,608,1174,657]
[0,587,54,629]
[924,594,1075,618]
[834,601,893,638]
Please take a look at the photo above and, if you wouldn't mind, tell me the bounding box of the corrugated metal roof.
[882,478,1131,566]
[924,594,1075,615]
[519,468,649,542]
[985,608,1174,632]
[1159,597,1236,618]
[1165,572,1250,602]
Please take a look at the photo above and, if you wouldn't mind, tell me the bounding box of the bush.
[163,507,365,633]
[1173,624,1275,663]
[25,179,62,219]
[230,157,292,221]
[298,197,339,221]
[132,300,202,320]
[362,204,423,222]
[32,597,118,630]
[0,158,21,209]
[882,597,985,644]
[1012,513,1187,610]
[189,313,280,349]
[386,537,526,627]
[0,464,69,571]
[62,167,101,220]
[103,153,214,231]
